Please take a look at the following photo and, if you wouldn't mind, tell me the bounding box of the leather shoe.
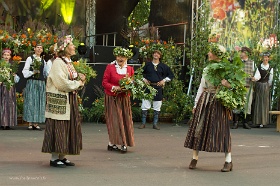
[189,159,197,169]
[221,162,233,172]
[153,125,160,130]
[50,159,66,168]
[61,158,75,166]
[231,122,238,129]
[107,145,119,151]
[138,124,145,129]
[243,123,251,129]
[120,145,127,153]
[33,125,42,131]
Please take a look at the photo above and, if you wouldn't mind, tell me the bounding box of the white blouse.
[260,63,273,86]
[22,54,49,78]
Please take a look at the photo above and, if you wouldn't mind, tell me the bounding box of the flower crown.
[58,35,73,51]
[113,47,133,58]
[210,43,227,59]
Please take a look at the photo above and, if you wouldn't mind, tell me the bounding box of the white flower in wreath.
[59,35,73,51]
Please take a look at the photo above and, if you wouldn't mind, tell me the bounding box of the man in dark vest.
[138,50,174,130]
[232,46,261,129]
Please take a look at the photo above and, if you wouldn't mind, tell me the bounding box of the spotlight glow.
[60,0,75,25]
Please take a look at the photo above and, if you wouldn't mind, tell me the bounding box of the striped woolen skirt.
[23,79,46,123]
[42,93,82,155]
[0,85,17,127]
[105,94,135,147]
[184,91,231,153]
[253,82,270,125]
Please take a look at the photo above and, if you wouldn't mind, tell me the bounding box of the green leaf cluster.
[205,52,247,110]
[0,59,14,90]
[119,64,157,100]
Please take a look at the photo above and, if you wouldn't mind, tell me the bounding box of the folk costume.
[22,54,48,129]
[0,49,20,130]
[253,61,273,127]
[139,60,174,130]
[0,75,20,130]
[184,44,233,172]
[231,47,261,129]
[42,57,82,162]
[42,35,83,168]
[184,68,232,163]
[102,59,135,153]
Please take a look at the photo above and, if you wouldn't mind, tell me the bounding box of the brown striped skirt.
[42,93,82,155]
[105,94,135,147]
[184,91,231,153]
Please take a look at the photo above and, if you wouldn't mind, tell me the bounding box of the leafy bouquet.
[73,58,97,83]
[0,59,14,90]
[119,65,157,100]
[205,52,247,110]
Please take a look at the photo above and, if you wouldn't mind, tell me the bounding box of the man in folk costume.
[138,50,174,130]
[231,47,261,129]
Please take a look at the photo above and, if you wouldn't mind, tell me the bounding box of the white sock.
[225,152,232,163]
[192,150,199,160]
[109,142,113,146]
[51,153,59,161]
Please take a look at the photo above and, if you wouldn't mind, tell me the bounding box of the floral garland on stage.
[0,29,58,56]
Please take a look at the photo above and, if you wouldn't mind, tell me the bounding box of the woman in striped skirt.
[0,49,20,130]
[184,44,233,172]
[102,47,135,153]
[41,35,86,168]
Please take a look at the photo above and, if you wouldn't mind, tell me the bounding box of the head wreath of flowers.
[113,47,133,58]
[58,35,73,51]
[210,43,227,59]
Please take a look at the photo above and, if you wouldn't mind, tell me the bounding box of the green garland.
[119,64,157,100]
[209,43,228,59]
[113,47,133,58]
[205,52,247,110]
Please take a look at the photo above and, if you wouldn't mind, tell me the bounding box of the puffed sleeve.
[22,56,35,78]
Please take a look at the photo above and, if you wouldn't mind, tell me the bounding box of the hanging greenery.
[128,0,152,29]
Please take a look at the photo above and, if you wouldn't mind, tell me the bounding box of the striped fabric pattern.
[253,82,270,125]
[244,60,254,87]
[23,79,46,123]
[105,94,135,147]
[0,85,17,127]
[184,91,231,153]
[42,93,82,155]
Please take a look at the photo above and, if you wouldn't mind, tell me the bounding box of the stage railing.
[87,32,118,46]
